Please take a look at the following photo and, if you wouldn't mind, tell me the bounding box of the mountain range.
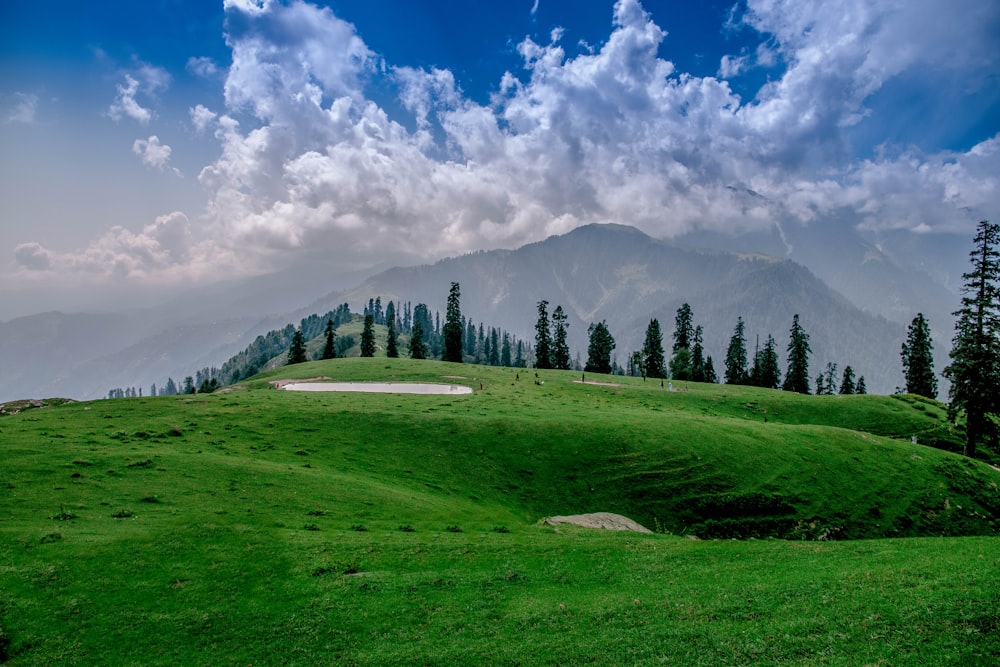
[1,223,959,401]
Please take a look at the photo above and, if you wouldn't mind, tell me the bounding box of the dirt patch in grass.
[544,512,652,533]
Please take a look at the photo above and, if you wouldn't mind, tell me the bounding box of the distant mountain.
[0,261,372,402]
[3,223,954,401]
[311,224,909,393]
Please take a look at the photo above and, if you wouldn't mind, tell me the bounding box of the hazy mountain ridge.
[1,223,955,401]
[316,224,909,393]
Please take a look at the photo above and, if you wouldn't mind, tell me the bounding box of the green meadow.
[2,359,999,665]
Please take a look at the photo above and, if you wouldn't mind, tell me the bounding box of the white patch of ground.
[572,380,622,387]
[544,512,652,533]
[281,382,473,395]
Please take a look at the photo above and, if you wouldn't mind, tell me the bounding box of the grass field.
[2,359,999,664]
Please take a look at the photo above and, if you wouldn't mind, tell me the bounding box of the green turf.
[2,359,998,664]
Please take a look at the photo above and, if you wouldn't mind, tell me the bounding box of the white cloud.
[13,212,235,281]
[186,56,220,78]
[190,104,218,132]
[107,63,171,124]
[108,75,151,123]
[27,0,1000,284]
[5,92,39,124]
[132,135,173,169]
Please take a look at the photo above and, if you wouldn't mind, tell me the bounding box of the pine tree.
[783,314,812,394]
[840,365,856,395]
[360,315,376,357]
[534,300,553,369]
[386,318,399,358]
[321,319,337,360]
[943,220,1000,458]
[465,318,475,356]
[501,332,512,367]
[409,321,427,360]
[642,319,667,379]
[489,328,501,366]
[704,356,718,383]
[901,313,937,398]
[551,305,571,370]
[287,327,307,365]
[670,347,693,380]
[754,334,782,389]
[823,362,839,395]
[673,303,694,353]
[724,317,749,385]
[856,376,867,394]
[691,325,706,382]
[442,282,464,363]
[585,321,616,375]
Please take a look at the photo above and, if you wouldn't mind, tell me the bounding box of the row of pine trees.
[114,220,998,459]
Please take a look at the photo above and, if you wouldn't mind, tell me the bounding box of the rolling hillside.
[3,359,998,663]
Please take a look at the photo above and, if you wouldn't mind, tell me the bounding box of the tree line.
[113,220,999,461]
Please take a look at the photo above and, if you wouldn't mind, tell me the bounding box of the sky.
[2,0,998,317]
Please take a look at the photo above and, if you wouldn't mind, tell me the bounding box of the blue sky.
[2,0,998,315]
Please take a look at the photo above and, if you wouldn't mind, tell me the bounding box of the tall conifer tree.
[534,300,553,369]
[442,282,464,363]
[944,220,1000,458]
[724,317,749,385]
[901,313,937,398]
[551,305,571,370]
[783,314,812,394]
[642,319,667,379]
[409,321,427,359]
[360,315,376,357]
[321,319,337,360]
[287,327,307,365]
[585,321,616,375]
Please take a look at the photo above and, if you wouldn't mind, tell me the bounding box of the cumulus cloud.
[132,135,173,169]
[14,242,52,270]
[28,0,1000,283]
[5,92,39,124]
[190,104,218,132]
[107,64,171,124]
[13,212,236,281]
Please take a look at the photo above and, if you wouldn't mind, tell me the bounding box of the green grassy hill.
[3,359,999,664]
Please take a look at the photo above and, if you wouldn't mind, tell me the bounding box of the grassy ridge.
[2,358,999,664]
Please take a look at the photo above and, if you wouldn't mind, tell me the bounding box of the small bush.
[445,525,463,533]
[350,524,368,532]
[40,532,63,544]
[307,509,327,516]
[51,507,76,521]
[397,524,415,532]
[492,525,510,533]
[127,459,153,468]
[111,509,135,519]
[295,449,309,456]
[303,523,320,531]
[140,496,159,504]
